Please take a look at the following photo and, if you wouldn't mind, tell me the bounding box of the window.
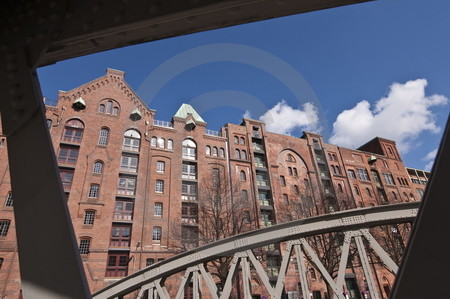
[84,210,95,225]
[0,220,11,236]
[280,176,286,186]
[154,202,163,216]
[88,184,100,198]
[98,104,105,113]
[382,173,395,185]
[287,154,294,162]
[293,167,298,176]
[182,183,197,201]
[334,165,341,175]
[356,168,370,181]
[243,211,250,223]
[105,253,129,277]
[114,200,134,220]
[167,139,173,150]
[309,268,317,280]
[155,180,164,193]
[46,119,52,129]
[234,149,240,159]
[182,163,196,179]
[294,185,299,195]
[93,161,104,174]
[5,192,13,207]
[110,225,131,247]
[288,167,293,176]
[212,146,218,157]
[60,169,74,191]
[417,188,424,198]
[283,193,289,203]
[98,128,110,146]
[63,119,84,143]
[155,161,165,174]
[151,137,157,147]
[241,190,248,201]
[117,177,136,195]
[219,148,225,157]
[241,150,247,160]
[182,139,197,160]
[79,238,91,255]
[106,101,112,114]
[153,227,162,241]
[354,186,360,196]
[338,184,343,193]
[392,191,398,201]
[410,193,415,201]
[212,168,220,187]
[182,203,198,224]
[348,170,356,179]
[123,129,141,152]
[58,146,79,165]
[99,100,120,116]
[158,138,165,149]
[0,258,3,269]
[365,187,372,197]
[120,155,138,173]
[240,170,246,182]
[240,137,245,145]
[146,258,155,266]
[182,227,199,247]
[206,146,211,155]
[234,136,239,144]
[403,192,408,201]
[112,107,119,115]
[304,179,310,191]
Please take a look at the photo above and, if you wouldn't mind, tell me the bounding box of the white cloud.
[259,100,320,135]
[329,79,448,153]
[423,148,438,171]
[243,110,252,119]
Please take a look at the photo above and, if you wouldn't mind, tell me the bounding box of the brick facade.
[0,69,428,298]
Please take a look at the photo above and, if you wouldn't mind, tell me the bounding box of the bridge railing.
[93,202,419,299]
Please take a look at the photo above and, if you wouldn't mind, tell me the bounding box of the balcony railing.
[113,212,133,221]
[259,199,270,206]
[253,143,264,151]
[255,162,267,168]
[257,180,269,187]
[181,217,198,225]
[153,120,173,128]
[205,129,221,136]
[182,194,197,202]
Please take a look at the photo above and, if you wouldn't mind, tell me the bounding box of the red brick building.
[0,69,428,298]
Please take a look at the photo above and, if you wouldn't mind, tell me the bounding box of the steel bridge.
[93,202,418,299]
[0,0,449,298]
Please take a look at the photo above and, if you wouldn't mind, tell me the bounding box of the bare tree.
[170,171,255,289]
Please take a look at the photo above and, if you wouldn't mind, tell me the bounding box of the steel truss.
[93,202,419,298]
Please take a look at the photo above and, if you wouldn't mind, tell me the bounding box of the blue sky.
[37,0,449,171]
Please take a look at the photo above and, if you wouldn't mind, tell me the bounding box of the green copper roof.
[174,103,205,123]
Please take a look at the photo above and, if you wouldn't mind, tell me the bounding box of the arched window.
[79,237,91,255]
[288,167,293,176]
[63,119,84,143]
[410,193,415,201]
[112,107,119,116]
[282,194,289,203]
[241,150,247,160]
[93,161,104,174]
[206,146,211,155]
[240,170,246,182]
[158,138,165,149]
[152,227,162,241]
[155,180,164,193]
[234,136,239,144]
[219,148,225,157]
[294,185,299,195]
[335,166,341,175]
[182,139,197,160]
[98,127,110,146]
[338,184,343,193]
[167,139,173,150]
[98,104,105,113]
[403,192,408,201]
[293,167,298,176]
[123,129,141,152]
[99,99,120,115]
[240,137,245,145]
[234,149,240,159]
[287,154,295,162]
[304,179,310,190]
[280,176,286,186]
[365,187,372,197]
[212,146,218,157]
[106,101,113,114]
[46,119,52,129]
[151,137,157,147]
[309,268,316,280]
[354,185,360,196]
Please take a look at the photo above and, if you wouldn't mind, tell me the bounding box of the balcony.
[182,194,197,202]
[252,131,262,139]
[252,143,264,152]
[257,180,270,189]
[205,129,221,137]
[113,212,133,221]
[182,173,196,180]
[181,217,198,225]
[255,162,267,169]
[153,120,173,128]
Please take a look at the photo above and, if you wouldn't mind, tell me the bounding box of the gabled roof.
[174,103,205,123]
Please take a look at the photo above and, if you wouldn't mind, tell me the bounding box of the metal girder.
[93,203,418,298]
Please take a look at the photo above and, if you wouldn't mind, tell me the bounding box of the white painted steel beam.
[93,203,418,298]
